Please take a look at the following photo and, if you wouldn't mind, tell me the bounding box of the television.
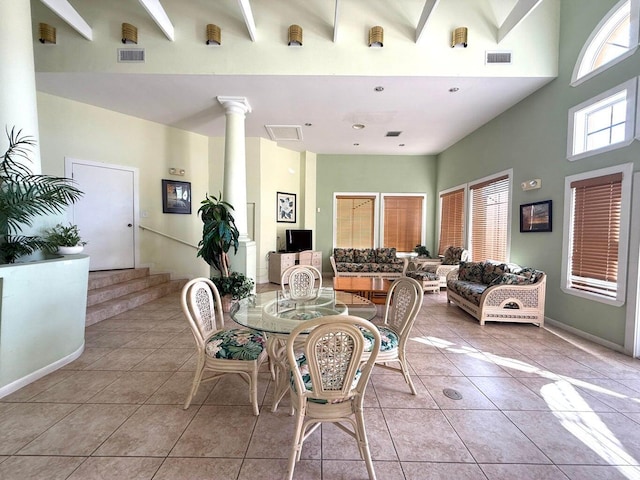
[285,229,312,253]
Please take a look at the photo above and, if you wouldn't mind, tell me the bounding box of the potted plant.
[197,193,253,311]
[0,127,83,264]
[44,222,87,254]
[414,245,431,258]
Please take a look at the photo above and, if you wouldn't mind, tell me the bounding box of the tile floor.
[2,282,640,479]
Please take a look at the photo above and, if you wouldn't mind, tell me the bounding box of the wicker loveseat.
[446,261,546,326]
[330,247,408,278]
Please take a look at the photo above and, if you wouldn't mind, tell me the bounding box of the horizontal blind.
[383,196,422,252]
[570,173,622,297]
[438,188,464,255]
[469,175,509,262]
[336,196,375,248]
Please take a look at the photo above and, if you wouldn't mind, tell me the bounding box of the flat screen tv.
[285,229,312,253]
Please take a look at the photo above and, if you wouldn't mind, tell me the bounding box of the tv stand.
[268,251,322,284]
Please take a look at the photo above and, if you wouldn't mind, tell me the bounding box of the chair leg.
[250,365,260,416]
[184,361,205,410]
[287,407,306,480]
[398,355,417,395]
[354,409,377,480]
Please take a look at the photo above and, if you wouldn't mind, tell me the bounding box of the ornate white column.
[216,96,256,283]
[0,0,41,174]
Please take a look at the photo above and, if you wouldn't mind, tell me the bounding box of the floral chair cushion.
[406,270,439,281]
[291,351,360,404]
[205,329,266,360]
[359,326,399,352]
[442,246,469,265]
[333,248,354,263]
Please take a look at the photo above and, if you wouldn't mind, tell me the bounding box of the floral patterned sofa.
[446,261,546,326]
[330,248,408,278]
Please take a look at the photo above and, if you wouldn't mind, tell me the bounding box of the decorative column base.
[230,240,257,293]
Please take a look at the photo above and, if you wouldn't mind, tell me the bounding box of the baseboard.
[544,317,628,355]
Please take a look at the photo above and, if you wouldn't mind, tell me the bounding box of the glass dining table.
[230,288,377,411]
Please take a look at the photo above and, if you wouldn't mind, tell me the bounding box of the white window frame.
[379,193,427,250]
[436,183,467,254]
[561,163,633,306]
[571,0,639,87]
[567,78,637,161]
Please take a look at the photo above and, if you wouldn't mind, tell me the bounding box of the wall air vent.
[265,125,303,141]
[118,48,145,63]
[385,131,402,137]
[486,51,512,64]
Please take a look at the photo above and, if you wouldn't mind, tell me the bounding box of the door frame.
[64,157,140,269]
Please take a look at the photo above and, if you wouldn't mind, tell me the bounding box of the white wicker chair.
[281,265,322,301]
[180,278,267,415]
[286,315,381,480]
[362,276,423,394]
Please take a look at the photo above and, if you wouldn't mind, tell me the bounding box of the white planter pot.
[57,246,84,255]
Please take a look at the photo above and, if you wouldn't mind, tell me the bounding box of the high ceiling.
[32,0,560,156]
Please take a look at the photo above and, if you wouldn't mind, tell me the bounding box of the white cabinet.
[269,251,323,284]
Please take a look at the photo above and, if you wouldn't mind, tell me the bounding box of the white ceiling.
[33,0,558,156]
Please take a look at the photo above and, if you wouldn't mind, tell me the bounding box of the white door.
[68,160,136,271]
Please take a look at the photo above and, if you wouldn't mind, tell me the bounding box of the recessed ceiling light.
[374,86,384,92]
[304,123,312,126]
[352,124,365,130]
[353,143,360,146]
[449,87,460,93]
[399,144,405,147]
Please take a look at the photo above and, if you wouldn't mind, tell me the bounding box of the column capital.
[217,96,252,115]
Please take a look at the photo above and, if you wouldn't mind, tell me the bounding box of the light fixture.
[374,86,384,92]
[352,124,365,130]
[39,23,56,44]
[206,24,221,45]
[288,24,303,46]
[122,23,138,44]
[369,26,383,47]
[169,168,185,176]
[449,87,460,93]
[451,27,468,48]
[521,179,541,191]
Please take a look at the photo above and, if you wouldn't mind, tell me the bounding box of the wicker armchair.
[281,265,322,301]
[409,246,470,289]
[286,315,381,480]
[180,278,268,414]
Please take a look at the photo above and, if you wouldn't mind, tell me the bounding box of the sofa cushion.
[447,280,487,305]
[481,262,512,285]
[354,248,376,263]
[489,272,532,286]
[336,262,377,273]
[457,261,484,283]
[517,267,544,284]
[375,247,398,263]
[333,248,354,263]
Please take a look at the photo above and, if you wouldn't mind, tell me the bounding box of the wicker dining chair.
[361,276,423,394]
[180,278,267,415]
[281,265,322,301]
[286,315,381,480]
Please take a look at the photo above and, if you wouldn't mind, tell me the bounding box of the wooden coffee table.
[332,277,393,305]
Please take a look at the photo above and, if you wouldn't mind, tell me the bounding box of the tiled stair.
[85,268,187,326]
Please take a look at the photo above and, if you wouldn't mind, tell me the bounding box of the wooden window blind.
[469,175,509,262]
[335,196,375,248]
[569,172,622,298]
[438,188,465,255]
[383,196,423,252]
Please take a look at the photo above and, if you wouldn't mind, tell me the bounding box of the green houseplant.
[414,245,431,258]
[44,222,87,253]
[197,193,253,309]
[0,128,83,264]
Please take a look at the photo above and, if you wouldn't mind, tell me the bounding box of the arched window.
[571,0,639,86]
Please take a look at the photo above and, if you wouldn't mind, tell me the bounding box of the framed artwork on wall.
[276,191,296,223]
[520,200,552,232]
[162,179,191,214]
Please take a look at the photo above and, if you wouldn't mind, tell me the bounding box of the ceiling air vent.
[385,131,402,137]
[265,125,303,141]
[118,48,145,63]
[486,51,512,65]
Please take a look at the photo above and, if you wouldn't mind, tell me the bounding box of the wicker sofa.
[446,261,546,326]
[330,247,408,278]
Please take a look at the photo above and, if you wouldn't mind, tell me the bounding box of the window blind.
[438,188,465,255]
[383,196,422,252]
[336,196,375,248]
[469,175,509,262]
[570,172,622,297]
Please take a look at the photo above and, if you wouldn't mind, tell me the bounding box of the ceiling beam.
[415,0,441,43]
[39,0,92,40]
[333,0,340,43]
[237,0,257,42]
[498,0,543,43]
[137,0,175,41]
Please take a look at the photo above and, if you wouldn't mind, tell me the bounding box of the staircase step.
[85,279,187,327]
[87,273,171,307]
[88,268,150,290]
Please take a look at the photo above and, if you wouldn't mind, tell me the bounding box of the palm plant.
[197,193,240,278]
[0,127,83,263]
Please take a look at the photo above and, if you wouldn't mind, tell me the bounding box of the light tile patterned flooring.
[2,282,640,479]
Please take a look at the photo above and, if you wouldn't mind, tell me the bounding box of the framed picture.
[162,179,191,214]
[276,192,296,223]
[520,200,552,232]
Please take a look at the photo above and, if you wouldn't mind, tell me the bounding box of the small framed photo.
[162,179,191,214]
[520,200,552,232]
[276,192,296,223]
